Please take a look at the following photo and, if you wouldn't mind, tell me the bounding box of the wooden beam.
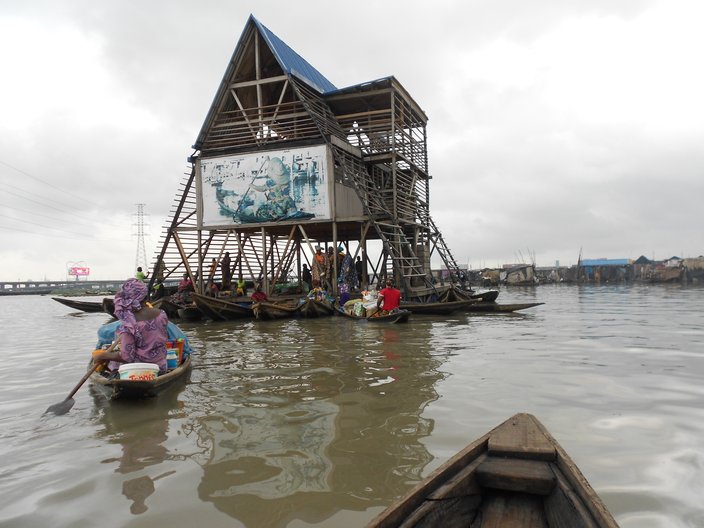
[229,75,288,89]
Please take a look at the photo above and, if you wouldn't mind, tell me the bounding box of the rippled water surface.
[1,285,703,527]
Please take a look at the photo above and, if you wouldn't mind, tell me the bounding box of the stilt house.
[152,15,462,302]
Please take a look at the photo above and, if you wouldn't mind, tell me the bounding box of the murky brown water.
[1,284,703,527]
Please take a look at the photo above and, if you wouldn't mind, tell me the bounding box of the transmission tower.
[133,203,150,273]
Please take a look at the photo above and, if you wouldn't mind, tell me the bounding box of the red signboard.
[68,267,90,276]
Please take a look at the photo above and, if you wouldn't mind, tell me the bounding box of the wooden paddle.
[45,337,120,415]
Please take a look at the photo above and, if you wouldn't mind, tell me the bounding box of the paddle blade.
[45,398,75,415]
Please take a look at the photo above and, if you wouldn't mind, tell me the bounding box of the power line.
[0,159,97,205]
[0,165,126,230]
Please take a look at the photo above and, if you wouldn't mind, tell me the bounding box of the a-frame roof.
[194,15,336,151]
[252,17,337,95]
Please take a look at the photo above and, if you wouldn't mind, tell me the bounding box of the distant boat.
[368,413,618,528]
[53,297,106,313]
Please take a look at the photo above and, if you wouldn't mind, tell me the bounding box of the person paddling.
[93,278,170,373]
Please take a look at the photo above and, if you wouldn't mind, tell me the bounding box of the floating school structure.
[150,15,462,302]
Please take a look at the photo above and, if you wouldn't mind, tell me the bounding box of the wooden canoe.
[296,297,335,318]
[52,296,105,313]
[152,297,183,319]
[192,292,253,321]
[177,305,203,322]
[253,300,299,320]
[463,302,544,313]
[337,306,411,324]
[469,290,500,303]
[443,287,500,304]
[368,413,618,528]
[90,356,192,400]
[402,299,478,315]
[101,297,115,317]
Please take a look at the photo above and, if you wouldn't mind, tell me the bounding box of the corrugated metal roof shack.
[578,259,632,283]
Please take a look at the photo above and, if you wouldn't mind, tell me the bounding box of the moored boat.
[337,306,410,324]
[368,413,618,528]
[253,300,299,320]
[463,302,544,313]
[152,297,184,319]
[444,287,500,303]
[101,297,115,317]
[90,356,192,399]
[296,297,335,318]
[469,290,500,303]
[401,299,477,315]
[177,305,203,322]
[52,296,106,313]
[192,292,253,320]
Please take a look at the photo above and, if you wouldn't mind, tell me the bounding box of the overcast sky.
[1,0,702,281]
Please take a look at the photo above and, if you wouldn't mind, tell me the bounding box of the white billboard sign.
[199,145,330,226]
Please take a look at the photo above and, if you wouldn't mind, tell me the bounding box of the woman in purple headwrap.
[93,278,169,373]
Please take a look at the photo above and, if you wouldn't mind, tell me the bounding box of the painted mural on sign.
[200,145,330,226]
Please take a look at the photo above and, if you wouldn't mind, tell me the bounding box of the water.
[1,285,703,527]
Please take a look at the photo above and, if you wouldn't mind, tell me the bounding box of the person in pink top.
[377,278,402,313]
[94,278,169,373]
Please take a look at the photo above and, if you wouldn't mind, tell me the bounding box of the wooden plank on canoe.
[488,413,556,461]
[476,457,555,495]
[544,470,601,528]
[398,496,481,528]
[479,491,547,528]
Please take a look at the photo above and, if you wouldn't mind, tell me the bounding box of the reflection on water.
[91,384,187,515]
[185,318,444,526]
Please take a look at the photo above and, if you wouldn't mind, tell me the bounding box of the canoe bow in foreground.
[368,413,618,528]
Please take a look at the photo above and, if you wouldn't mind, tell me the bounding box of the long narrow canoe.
[52,297,105,313]
[296,298,335,318]
[464,302,544,313]
[337,306,411,324]
[368,413,618,528]
[253,300,299,320]
[192,292,253,321]
[90,356,192,400]
[402,299,478,315]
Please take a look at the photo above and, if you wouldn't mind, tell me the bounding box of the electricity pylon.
[134,203,149,273]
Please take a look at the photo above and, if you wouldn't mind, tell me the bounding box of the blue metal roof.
[580,259,631,266]
[251,16,337,94]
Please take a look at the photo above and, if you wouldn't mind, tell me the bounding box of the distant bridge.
[0,279,177,296]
